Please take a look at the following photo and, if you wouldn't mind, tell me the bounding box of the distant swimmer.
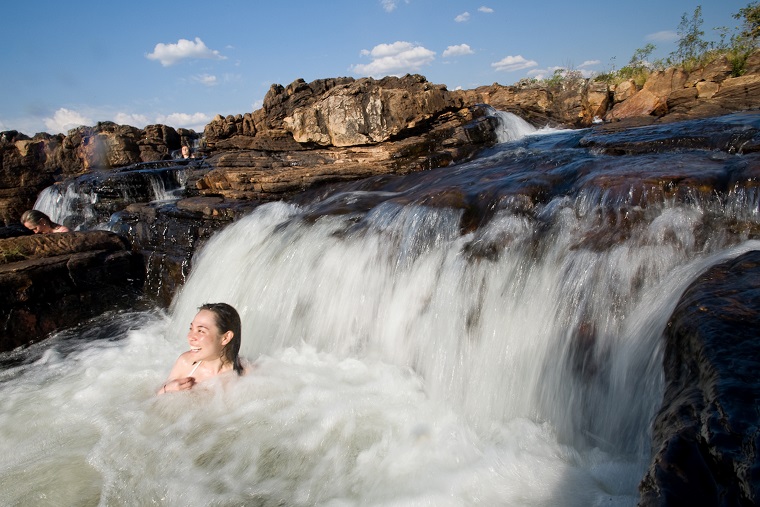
[20,210,70,234]
[158,303,246,394]
[180,145,195,159]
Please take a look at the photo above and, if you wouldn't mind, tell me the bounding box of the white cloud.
[353,41,436,77]
[146,37,227,67]
[44,108,93,134]
[380,0,409,12]
[527,65,596,80]
[380,0,397,12]
[455,12,470,22]
[478,6,494,13]
[646,30,677,42]
[114,112,150,127]
[155,112,212,131]
[443,44,474,58]
[579,60,601,68]
[527,66,563,79]
[491,55,538,72]
[194,74,219,86]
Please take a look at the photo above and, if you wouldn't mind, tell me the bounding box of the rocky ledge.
[0,231,145,352]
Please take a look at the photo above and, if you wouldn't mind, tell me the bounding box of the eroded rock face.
[0,123,199,227]
[0,231,145,351]
[639,250,760,507]
[605,51,760,124]
[197,105,501,200]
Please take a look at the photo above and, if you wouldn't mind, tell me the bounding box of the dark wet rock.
[639,250,760,507]
[581,111,760,155]
[0,231,145,351]
[109,197,260,306]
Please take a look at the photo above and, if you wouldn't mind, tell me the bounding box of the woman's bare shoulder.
[166,351,195,379]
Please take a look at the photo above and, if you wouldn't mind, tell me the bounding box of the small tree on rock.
[672,5,710,66]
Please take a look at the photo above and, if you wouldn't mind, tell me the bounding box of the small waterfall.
[32,165,190,229]
[34,182,98,228]
[492,110,539,142]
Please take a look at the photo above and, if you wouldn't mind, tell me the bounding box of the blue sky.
[0,0,751,136]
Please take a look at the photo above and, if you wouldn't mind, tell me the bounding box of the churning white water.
[3,116,759,505]
[2,194,758,506]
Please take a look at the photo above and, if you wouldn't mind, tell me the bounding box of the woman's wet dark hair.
[199,302,243,375]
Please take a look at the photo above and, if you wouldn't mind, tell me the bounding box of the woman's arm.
[157,352,197,394]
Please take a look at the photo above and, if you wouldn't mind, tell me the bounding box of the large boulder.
[639,250,760,506]
[204,75,467,149]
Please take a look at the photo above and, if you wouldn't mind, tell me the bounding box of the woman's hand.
[159,376,196,394]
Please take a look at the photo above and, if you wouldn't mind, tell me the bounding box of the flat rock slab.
[0,231,144,351]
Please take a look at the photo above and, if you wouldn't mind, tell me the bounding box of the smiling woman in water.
[159,302,245,394]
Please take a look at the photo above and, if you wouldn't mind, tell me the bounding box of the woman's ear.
[222,331,234,346]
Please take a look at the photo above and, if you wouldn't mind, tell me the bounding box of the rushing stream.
[1,113,759,506]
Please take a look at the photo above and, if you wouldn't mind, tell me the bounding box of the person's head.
[191,303,243,374]
[181,145,191,158]
[21,209,55,234]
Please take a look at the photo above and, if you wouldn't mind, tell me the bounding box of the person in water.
[180,145,195,159]
[20,210,70,233]
[159,302,245,394]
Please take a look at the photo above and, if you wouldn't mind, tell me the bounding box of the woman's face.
[24,220,53,234]
[187,309,231,361]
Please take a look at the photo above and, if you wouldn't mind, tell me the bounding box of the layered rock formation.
[461,50,760,128]
[3,52,760,227]
[0,231,145,352]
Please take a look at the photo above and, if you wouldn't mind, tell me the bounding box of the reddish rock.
[606,88,668,121]
[709,74,760,112]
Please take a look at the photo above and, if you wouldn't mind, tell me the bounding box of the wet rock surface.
[0,124,199,227]
[293,112,760,237]
[108,197,260,307]
[0,231,145,352]
[639,250,760,507]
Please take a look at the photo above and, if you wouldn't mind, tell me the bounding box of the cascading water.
[1,113,758,506]
[34,181,99,228]
[32,164,191,230]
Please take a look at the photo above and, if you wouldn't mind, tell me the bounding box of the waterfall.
[169,193,758,455]
[491,110,539,142]
[34,182,99,227]
[2,116,759,505]
[32,165,190,230]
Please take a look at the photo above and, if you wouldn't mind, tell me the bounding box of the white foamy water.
[492,110,539,142]
[33,167,188,230]
[34,182,99,228]
[3,117,759,505]
[2,192,754,505]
